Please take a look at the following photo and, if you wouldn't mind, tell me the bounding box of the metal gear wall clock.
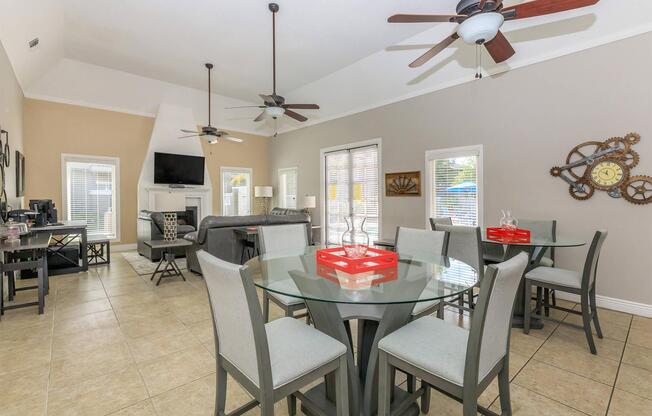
[551,133,652,204]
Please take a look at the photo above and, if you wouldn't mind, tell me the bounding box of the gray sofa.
[137,210,196,261]
[185,208,311,274]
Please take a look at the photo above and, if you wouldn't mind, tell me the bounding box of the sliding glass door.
[324,144,379,245]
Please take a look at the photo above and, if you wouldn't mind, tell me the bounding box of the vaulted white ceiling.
[2,0,652,136]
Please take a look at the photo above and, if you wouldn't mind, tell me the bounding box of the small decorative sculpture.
[551,133,652,204]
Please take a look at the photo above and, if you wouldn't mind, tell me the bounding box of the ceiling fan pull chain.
[475,44,483,79]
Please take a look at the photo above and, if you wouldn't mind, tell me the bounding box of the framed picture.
[385,171,421,197]
[15,150,25,197]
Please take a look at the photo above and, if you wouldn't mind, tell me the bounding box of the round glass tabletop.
[245,246,478,305]
[481,229,586,247]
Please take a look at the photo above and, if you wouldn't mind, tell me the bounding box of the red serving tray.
[316,246,398,274]
[486,227,531,244]
[317,263,398,289]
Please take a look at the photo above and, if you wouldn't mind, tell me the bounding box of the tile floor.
[1,252,651,415]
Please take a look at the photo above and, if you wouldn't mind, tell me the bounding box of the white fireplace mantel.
[145,186,211,222]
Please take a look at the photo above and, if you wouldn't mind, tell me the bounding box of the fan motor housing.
[456,0,482,15]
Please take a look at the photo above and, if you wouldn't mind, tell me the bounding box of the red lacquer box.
[486,227,531,244]
[316,246,398,274]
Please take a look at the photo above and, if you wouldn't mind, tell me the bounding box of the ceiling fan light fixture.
[207,138,219,145]
[265,106,285,119]
[457,12,504,45]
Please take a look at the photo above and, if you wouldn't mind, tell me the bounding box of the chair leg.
[497,364,512,415]
[421,382,431,414]
[544,289,551,317]
[551,289,557,306]
[536,286,543,316]
[590,286,603,339]
[378,351,391,416]
[580,292,597,354]
[335,355,349,416]
[457,294,464,316]
[467,288,474,310]
[287,394,297,416]
[407,374,416,393]
[215,362,228,416]
[262,292,271,323]
[436,303,444,319]
[523,280,532,334]
[260,398,274,416]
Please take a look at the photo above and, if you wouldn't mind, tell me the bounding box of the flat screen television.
[154,152,205,185]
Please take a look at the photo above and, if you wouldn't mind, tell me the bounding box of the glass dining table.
[481,230,586,329]
[245,246,479,416]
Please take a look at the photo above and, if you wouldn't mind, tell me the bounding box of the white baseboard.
[555,292,652,318]
[111,243,137,252]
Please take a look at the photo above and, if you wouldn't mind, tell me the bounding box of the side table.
[144,239,192,286]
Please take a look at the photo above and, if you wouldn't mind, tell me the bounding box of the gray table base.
[150,251,186,286]
[504,245,545,330]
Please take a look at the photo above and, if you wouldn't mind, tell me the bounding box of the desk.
[31,221,88,275]
[0,232,52,316]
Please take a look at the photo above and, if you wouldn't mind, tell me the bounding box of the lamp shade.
[302,195,316,209]
[155,192,186,212]
[255,186,273,198]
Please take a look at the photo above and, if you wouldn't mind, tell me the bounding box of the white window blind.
[427,147,481,226]
[278,167,298,209]
[221,168,252,216]
[324,144,379,245]
[63,156,119,239]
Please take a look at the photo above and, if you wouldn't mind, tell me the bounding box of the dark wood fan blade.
[409,33,459,68]
[284,109,308,122]
[259,94,276,105]
[484,30,515,63]
[254,112,266,122]
[502,0,599,20]
[282,104,320,110]
[180,129,199,134]
[388,14,463,23]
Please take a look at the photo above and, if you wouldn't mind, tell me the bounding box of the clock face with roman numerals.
[588,159,627,190]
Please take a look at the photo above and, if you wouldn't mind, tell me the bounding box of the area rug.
[121,251,187,275]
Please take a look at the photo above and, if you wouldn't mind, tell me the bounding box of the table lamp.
[155,192,186,241]
[302,195,316,221]
[255,186,273,215]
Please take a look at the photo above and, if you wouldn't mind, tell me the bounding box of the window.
[221,167,252,216]
[61,154,119,240]
[426,145,482,227]
[323,142,380,245]
[278,167,298,209]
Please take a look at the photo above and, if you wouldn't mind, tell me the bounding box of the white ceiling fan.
[179,63,243,144]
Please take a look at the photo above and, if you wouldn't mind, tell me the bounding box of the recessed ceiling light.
[28,38,39,48]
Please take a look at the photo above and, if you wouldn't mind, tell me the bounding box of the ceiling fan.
[227,3,319,123]
[179,63,243,144]
[388,0,600,68]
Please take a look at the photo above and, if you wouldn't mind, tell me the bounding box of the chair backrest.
[465,252,529,385]
[431,223,484,279]
[582,230,608,288]
[197,250,269,388]
[394,227,449,259]
[258,223,309,255]
[519,219,557,262]
[429,217,453,229]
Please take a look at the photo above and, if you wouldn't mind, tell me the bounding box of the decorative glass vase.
[500,209,518,230]
[341,215,370,259]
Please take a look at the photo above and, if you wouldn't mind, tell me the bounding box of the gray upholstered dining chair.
[377,253,529,416]
[430,222,484,315]
[197,250,349,416]
[394,226,450,320]
[518,219,557,316]
[524,230,608,355]
[258,224,310,323]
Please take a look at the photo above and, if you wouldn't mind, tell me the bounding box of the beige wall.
[271,33,652,307]
[0,41,24,211]
[201,131,270,215]
[23,99,154,244]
